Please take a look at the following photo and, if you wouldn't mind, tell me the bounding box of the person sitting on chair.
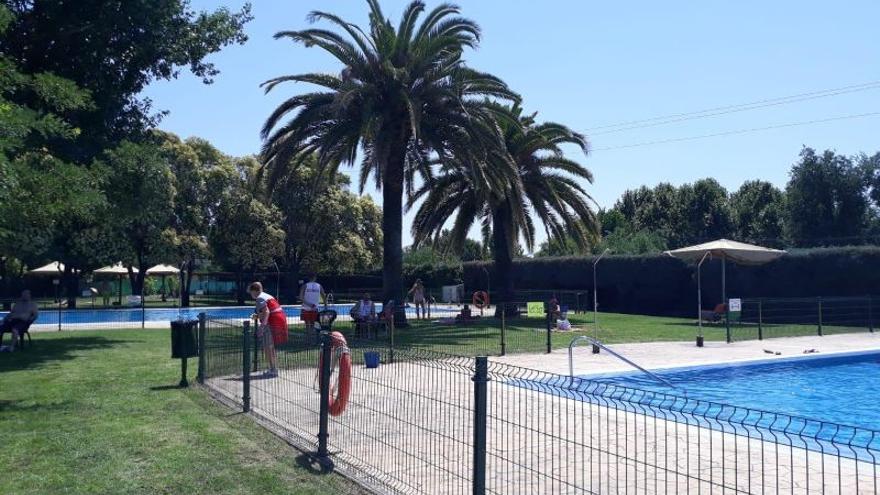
[350,293,377,337]
[455,304,478,323]
[1,290,38,350]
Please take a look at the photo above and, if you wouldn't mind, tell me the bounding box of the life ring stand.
[472,291,490,309]
[318,331,352,417]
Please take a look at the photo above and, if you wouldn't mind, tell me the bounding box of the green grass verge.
[0,329,364,495]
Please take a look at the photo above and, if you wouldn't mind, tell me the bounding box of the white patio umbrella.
[94,263,138,305]
[146,264,180,301]
[27,261,66,275]
[665,239,786,339]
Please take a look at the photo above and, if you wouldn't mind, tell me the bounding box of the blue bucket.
[364,351,380,369]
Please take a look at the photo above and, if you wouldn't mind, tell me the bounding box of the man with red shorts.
[249,282,288,378]
[299,273,325,342]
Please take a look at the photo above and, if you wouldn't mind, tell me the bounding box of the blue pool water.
[2,303,457,325]
[589,351,880,431]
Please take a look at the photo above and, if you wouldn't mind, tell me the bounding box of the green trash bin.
[170,319,199,386]
[171,320,199,359]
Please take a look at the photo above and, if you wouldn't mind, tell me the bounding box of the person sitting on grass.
[350,293,377,337]
[249,282,288,379]
[1,290,38,351]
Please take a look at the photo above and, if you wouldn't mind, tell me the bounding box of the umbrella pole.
[118,275,122,306]
[697,252,710,345]
[722,257,727,304]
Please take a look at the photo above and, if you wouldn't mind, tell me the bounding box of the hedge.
[463,246,880,316]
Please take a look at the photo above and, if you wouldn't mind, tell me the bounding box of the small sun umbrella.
[94,263,138,305]
[665,239,786,339]
[27,261,66,275]
[146,264,180,301]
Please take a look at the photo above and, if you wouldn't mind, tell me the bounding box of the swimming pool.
[588,350,880,431]
[3,303,458,325]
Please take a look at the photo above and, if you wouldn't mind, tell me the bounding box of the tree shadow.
[0,335,125,373]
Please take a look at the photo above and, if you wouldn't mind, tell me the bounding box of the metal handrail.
[568,336,684,394]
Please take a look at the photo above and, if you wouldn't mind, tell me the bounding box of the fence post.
[472,356,489,495]
[500,305,507,356]
[317,332,332,459]
[197,312,206,384]
[545,310,552,354]
[725,305,732,343]
[253,324,260,373]
[388,312,395,364]
[868,295,874,333]
[141,288,145,329]
[757,301,763,341]
[817,297,823,336]
[242,320,251,413]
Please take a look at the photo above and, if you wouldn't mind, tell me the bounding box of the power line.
[585,80,880,134]
[592,111,880,152]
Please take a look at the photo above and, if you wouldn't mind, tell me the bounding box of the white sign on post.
[728,298,742,312]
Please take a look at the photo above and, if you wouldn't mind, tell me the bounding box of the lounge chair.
[0,315,37,349]
[700,303,727,323]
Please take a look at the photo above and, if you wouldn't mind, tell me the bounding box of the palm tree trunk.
[382,125,411,326]
[491,208,517,317]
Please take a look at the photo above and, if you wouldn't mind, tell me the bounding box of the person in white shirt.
[350,293,376,338]
[1,290,38,350]
[298,273,325,338]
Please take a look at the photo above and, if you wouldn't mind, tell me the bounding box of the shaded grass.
[0,330,364,495]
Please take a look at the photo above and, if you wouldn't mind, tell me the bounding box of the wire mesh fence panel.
[485,361,880,494]
[732,296,876,341]
[202,318,245,408]
[326,341,476,494]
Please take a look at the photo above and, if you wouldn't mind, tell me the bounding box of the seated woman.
[350,293,377,337]
[0,290,39,350]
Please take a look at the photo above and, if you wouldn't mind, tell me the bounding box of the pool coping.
[576,345,880,379]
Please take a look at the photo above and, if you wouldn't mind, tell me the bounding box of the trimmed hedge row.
[463,246,880,316]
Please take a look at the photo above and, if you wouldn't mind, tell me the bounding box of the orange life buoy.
[472,290,490,309]
[318,331,352,416]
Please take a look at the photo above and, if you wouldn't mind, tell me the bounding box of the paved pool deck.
[494,332,880,376]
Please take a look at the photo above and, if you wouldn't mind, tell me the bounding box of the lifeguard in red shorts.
[249,282,288,378]
[299,273,325,341]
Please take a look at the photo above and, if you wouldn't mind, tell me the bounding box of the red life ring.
[318,331,352,417]
[472,291,490,309]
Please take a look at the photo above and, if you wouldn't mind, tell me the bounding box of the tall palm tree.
[260,0,518,322]
[410,104,598,313]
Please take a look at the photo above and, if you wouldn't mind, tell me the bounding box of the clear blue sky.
[143,0,880,248]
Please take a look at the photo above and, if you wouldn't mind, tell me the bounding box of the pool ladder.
[568,336,685,395]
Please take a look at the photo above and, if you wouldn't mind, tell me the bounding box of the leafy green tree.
[99,141,175,295]
[0,5,111,305]
[210,191,284,305]
[158,132,236,306]
[260,0,518,320]
[411,105,597,313]
[729,180,784,246]
[268,157,382,286]
[784,148,868,246]
[0,0,252,160]
[678,178,732,244]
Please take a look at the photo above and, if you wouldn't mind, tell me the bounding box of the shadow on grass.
[0,335,125,373]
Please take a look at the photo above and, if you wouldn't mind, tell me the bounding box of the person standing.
[408,278,427,320]
[249,282,287,378]
[299,273,325,340]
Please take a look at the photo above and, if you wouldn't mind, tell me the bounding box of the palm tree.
[410,105,598,314]
[260,0,518,322]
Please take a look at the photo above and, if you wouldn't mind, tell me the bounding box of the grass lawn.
[0,329,365,495]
